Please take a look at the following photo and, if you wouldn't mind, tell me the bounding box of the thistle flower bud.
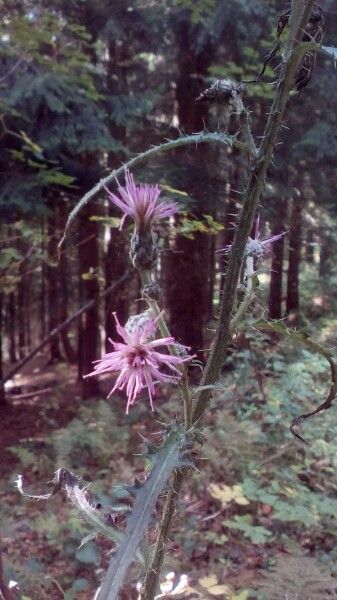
[130,228,157,270]
[142,282,162,302]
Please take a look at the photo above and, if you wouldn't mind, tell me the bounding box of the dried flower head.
[105,170,178,231]
[85,312,192,414]
[196,79,246,105]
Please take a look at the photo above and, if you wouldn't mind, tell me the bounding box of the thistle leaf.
[97,426,189,600]
[16,469,123,544]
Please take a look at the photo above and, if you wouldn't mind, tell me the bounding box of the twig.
[46,576,66,598]
[10,387,52,400]
[0,58,24,83]
[260,444,293,466]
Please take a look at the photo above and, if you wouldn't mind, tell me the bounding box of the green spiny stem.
[140,3,316,599]
[140,470,184,600]
[192,0,316,424]
[58,131,244,254]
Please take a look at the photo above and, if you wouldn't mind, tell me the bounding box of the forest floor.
[2,311,337,600]
[1,357,79,475]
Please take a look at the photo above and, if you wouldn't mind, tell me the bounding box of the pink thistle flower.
[105,170,178,230]
[85,312,192,414]
[217,214,286,258]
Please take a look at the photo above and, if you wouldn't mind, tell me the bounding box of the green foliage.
[0,247,22,269]
[171,0,217,24]
[53,400,129,470]
[38,168,76,187]
[0,6,121,214]
[75,542,101,565]
[107,94,154,127]
[293,121,337,162]
[193,320,337,586]
[224,515,272,545]
[8,446,37,469]
[176,213,224,239]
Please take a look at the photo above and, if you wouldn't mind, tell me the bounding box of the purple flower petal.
[105,170,178,229]
[85,312,193,413]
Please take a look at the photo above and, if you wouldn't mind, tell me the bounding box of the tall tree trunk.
[78,206,100,398]
[25,275,32,351]
[59,202,77,363]
[7,293,17,364]
[163,225,211,352]
[46,207,62,362]
[17,268,26,359]
[40,218,47,341]
[286,196,304,317]
[268,197,288,319]
[104,40,129,347]
[0,294,7,406]
[286,173,315,317]
[162,20,214,355]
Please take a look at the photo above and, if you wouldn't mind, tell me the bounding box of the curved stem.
[58,131,244,253]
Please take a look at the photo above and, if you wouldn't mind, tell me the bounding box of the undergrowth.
[3,308,337,598]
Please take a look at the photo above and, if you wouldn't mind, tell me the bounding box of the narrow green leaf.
[16,470,123,544]
[252,319,336,372]
[75,542,101,565]
[98,426,189,600]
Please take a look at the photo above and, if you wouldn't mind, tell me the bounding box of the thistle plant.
[17,2,337,599]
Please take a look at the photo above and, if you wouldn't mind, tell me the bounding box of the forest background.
[1,0,337,599]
